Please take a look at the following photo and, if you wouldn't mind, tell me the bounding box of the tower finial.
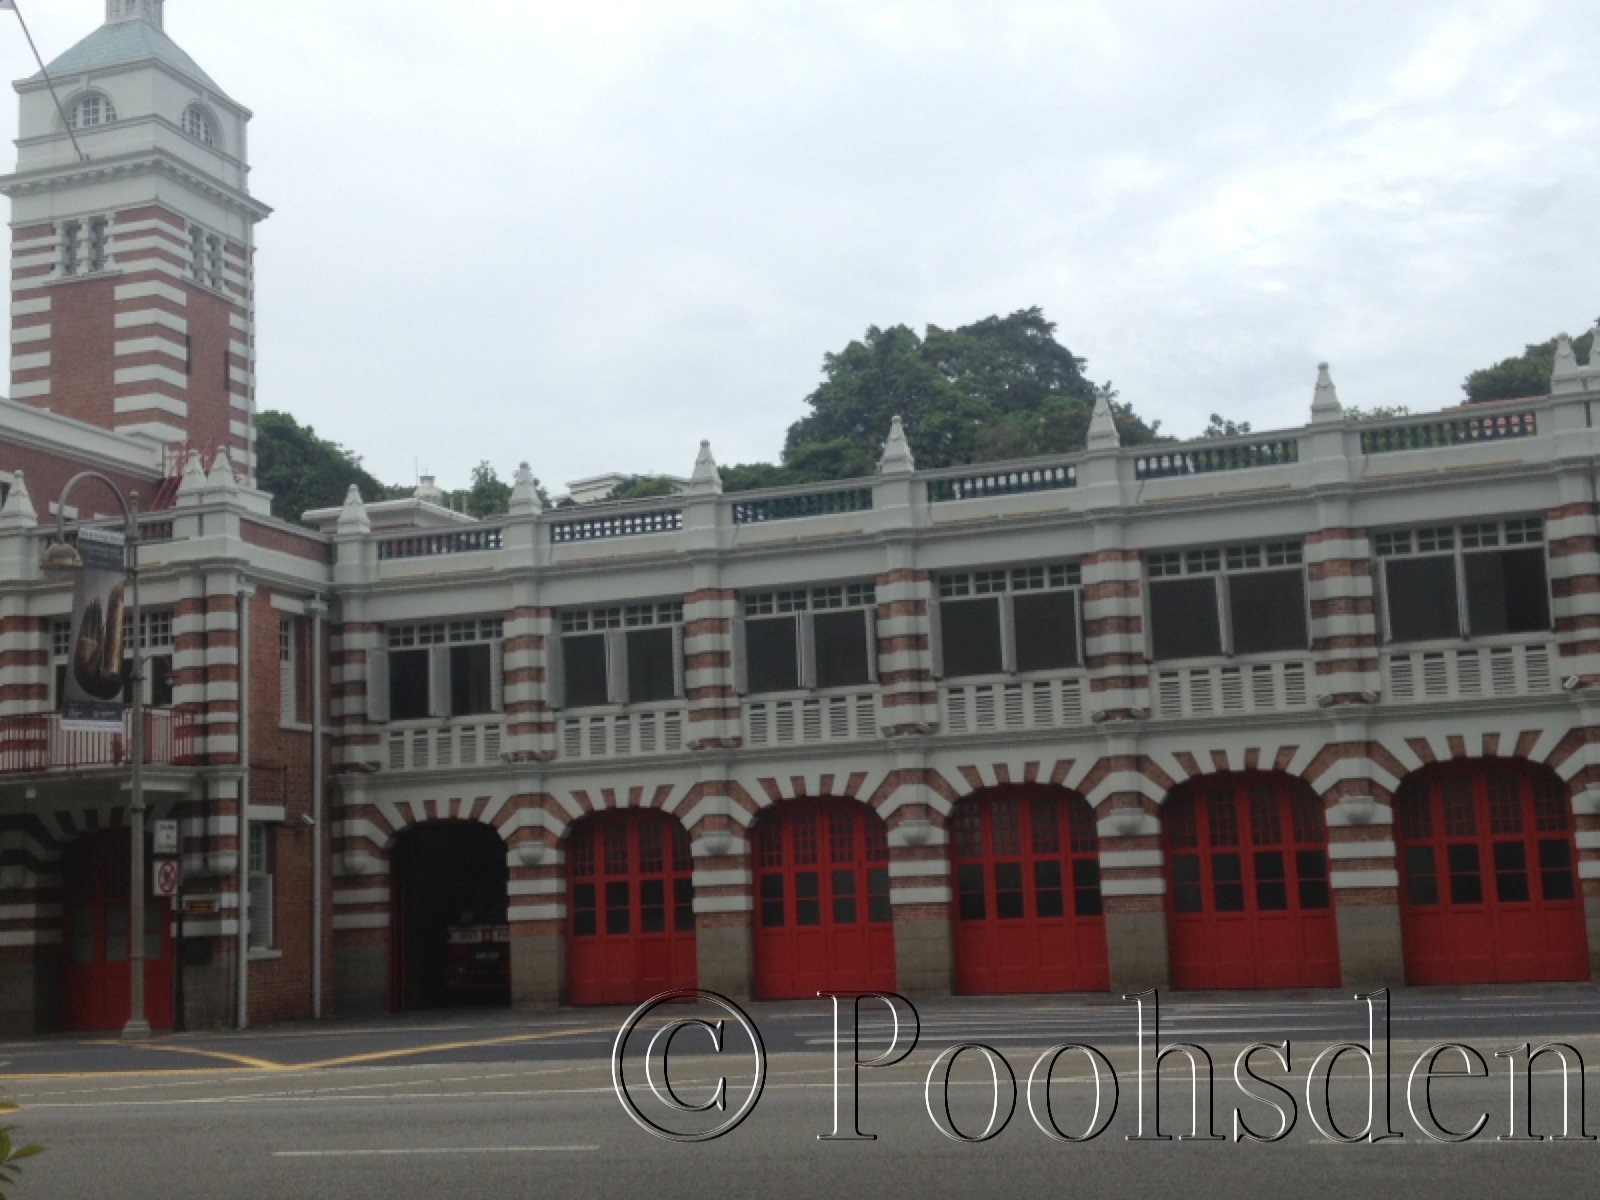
[107,1,164,30]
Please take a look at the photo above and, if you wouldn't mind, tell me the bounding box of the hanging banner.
[60,526,128,733]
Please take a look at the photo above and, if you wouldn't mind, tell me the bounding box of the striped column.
[1081,549,1147,721]
[223,238,256,481]
[108,212,192,446]
[1547,502,1600,685]
[200,592,242,763]
[876,570,938,734]
[503,607,555,761]
[1306,527,1380,703]
[329,621,382,771]
[9,222,54,403]
[1084,753,1168,992]
[683,589,740,749]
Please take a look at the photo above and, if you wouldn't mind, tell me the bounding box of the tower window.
[182,105,214,146]
[68,94,116,129]
[88,217,109,272]
[60,221,82,276]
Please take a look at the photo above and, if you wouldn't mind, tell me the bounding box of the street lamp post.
[42,471,150,1040]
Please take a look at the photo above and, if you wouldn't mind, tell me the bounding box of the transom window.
[1375,519,1549,643]
[1146,541,1307,661]
[68,94,116,130]
[935,562,1082,678]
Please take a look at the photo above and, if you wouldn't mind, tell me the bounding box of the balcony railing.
[942,677,1087,736]
[385,723,504,770]
[731,487,873,525]
[560,709,686,759]
[744,693,878,747]
[1153,659,1311,720]
[377,528,503,560]
[1360,408,1538,455]
[1384,642,1555,703]
[0,710,197,775]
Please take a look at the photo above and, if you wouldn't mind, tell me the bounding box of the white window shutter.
[366,649,390,723]
[798,614,816,689]
[428,645,450,717]
[1073,590,1086,668]
[546,635,566,709]
[248,872,273,950]
[732,616,749,695]
[999,595,1017,674]
[605,629,628,705]
[490,640,505,713]
[929,601,945,679]
[671,624,686,699]
[865,607,879,684]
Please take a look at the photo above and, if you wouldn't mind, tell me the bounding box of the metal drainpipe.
[236,584,253,1030]
[310,599,325,1018]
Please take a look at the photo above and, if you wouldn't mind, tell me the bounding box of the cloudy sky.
[5,0,1596,493]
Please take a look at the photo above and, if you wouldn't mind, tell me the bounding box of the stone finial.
[0,470,39,530]
[337,483,371,535]
[878,416,915,474]
[508,461,543,517]
[1552,332,1579,379]
[1310,361,1343,423]
[176,448,207,497]
[1086,388,1120,450]
[685,440,722,497]
[205,449,238,491]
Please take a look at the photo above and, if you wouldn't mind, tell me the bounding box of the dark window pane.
[760,874,784,900]
[675,877,695,931]
[762,902,785,927]
[1403,845,1438,906]
[746,616,800,694]
[1211,852,1242,884]
[574,910,597,936]
[994,862,1023,892]
[605,881,630,934]
[832,868,856,896]
[450,643,493,716]
[1539,839,1574,900]
[1014,591,1079,672]
[940,599,1003,677]
[1034,860,1062,891]
[867,868,891,922]
[1172,854,1201,884]
[1255,851,1287,910]
[1446,843,1480,875]
[1072,859,1102,917]
[958,891,986,921]
[627,627,677,703]
[1035,859,1065,918]
[1174,885,1203,914]
[388,649,430,720]
[574,882,596,910]
[796,900,821,925]
[563,635,609,708]
[1150,577,1221,661]
[1492,841,1529,903]
[1446,842,1482,904]
[795,871,819,899]
[641,906,666,933]
[640,879,664,906]
[1385,557,1460,642]
[1298,880,1330,910]
[814,610,870,689]
[1465,547,1549,636]
[1212,852,1244,911]
[834,897,857,924]
[996,891,1024,920]
[1230,569,1308,655]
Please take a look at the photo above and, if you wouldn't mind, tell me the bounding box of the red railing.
[0,710,197,775]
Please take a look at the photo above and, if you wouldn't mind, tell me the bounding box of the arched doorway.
[566,810,696,1005]
[950,787,1107,994]
[1163,773,1339,989]
[1396,762,1588,984]
[752,798,894,999]
[61,830,174,1031]
[390,822,509,1010]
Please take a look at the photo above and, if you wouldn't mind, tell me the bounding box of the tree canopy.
[1463,325,1596,404]
[255,410,392,524]
[723,307,1161,491]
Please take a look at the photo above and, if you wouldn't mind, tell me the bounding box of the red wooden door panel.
[951,788,1108,994]
[1164,774,1339,990]
[567,811,697,1005]
[1397,767,1587,985]
[61,830,173,1032]
[753,799,895,999]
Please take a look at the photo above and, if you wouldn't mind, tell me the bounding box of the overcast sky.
[5,1,1596,493]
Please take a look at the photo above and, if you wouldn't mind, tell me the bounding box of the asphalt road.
[3,985,1599,1200]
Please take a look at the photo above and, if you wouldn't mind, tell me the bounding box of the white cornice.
[0,395,164,477]
[0,149,272,221]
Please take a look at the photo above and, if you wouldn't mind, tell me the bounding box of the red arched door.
[566,811,696,1005]
[753,799,894,999]
[952,788,1107,994]
[61,830,173,1031]
[1164,774,1339,989]
[1396,765,1588,984]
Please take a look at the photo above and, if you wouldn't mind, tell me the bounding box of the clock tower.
[1,1,270,480]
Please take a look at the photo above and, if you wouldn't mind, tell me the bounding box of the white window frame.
[1373,518,1551,645]
[932,563,1083,679]
[379,617,505,723]
[246,823,274,952]
[737,583,879,694]
[553,601,683,709]
[1143,541,1307,662]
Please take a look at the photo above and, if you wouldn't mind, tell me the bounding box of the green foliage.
[720,462,799,493]
[1201,414,1252,439]
[255,410,393,525]
[606,476,682,503]
[463,461,512,518]
[1463,326,1596,404]
[0,1122,44,1197]
[1343,404,1411,422]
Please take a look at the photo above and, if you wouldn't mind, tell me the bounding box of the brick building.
[4,3,1600,1036]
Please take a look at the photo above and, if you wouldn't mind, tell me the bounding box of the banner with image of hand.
[61,526,128,733]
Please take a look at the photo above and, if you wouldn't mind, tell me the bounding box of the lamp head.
[40,538,83,574]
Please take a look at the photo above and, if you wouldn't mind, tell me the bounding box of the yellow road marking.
[0,1025,616,1082]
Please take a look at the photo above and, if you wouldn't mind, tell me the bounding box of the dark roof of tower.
[36,19,222,94]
